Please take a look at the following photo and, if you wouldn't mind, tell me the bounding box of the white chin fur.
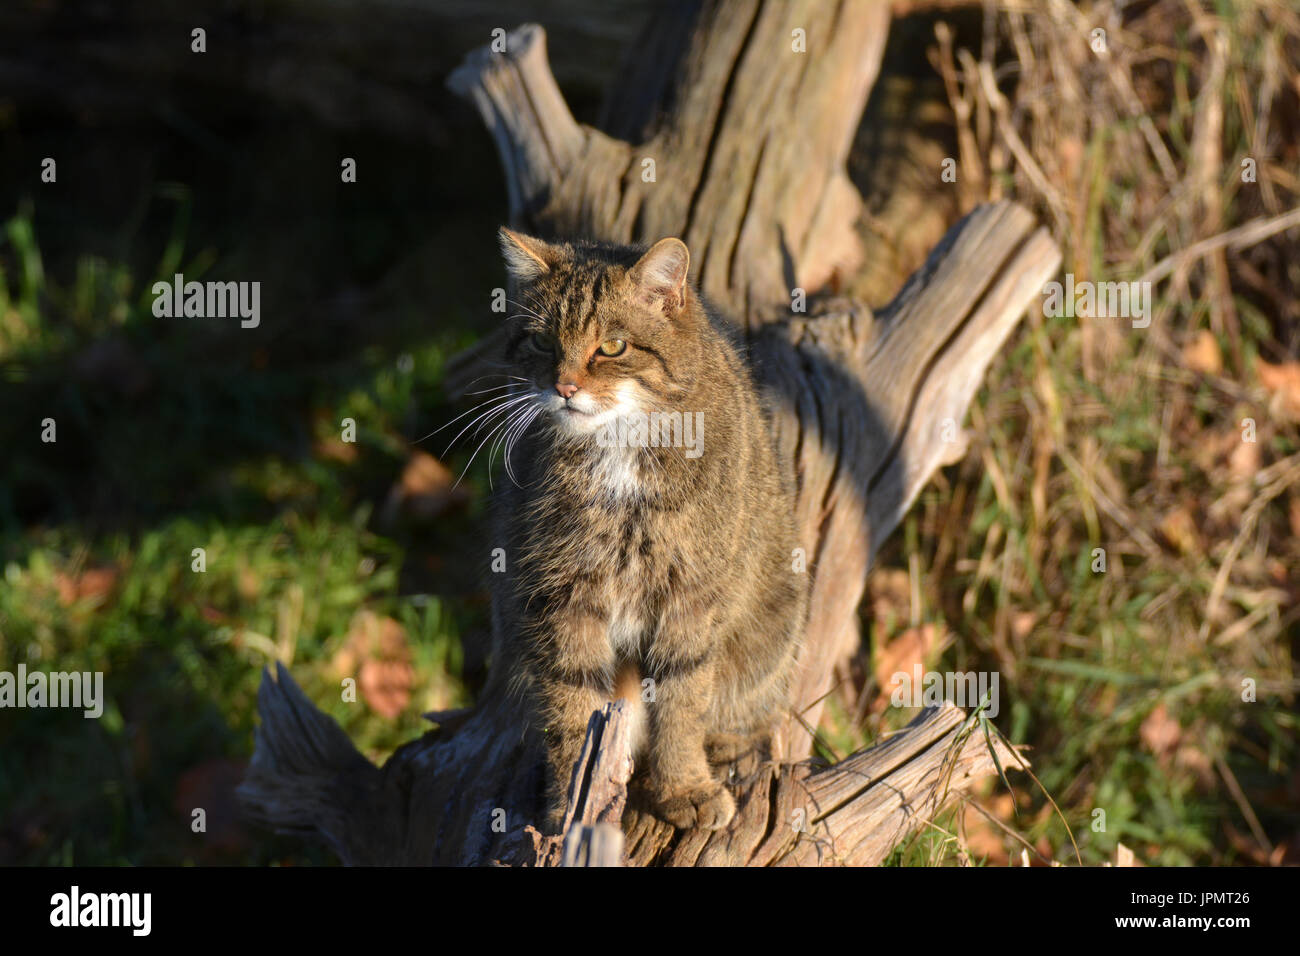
[538,386,648,498]
[541,383,641,437]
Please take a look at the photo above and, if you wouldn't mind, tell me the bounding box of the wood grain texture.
[239,8,1059,866]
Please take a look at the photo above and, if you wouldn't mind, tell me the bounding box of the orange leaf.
[336,611,414,719]
[384,451,471,522]
[1159,507,1200,555]
[1182,330,1222,376]
[874,624,942,707]
[53,565,119,608]
[1257,359,1300,422]
[1139,702,1181,761]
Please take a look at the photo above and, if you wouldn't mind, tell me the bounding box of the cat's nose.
[555,382,579,400]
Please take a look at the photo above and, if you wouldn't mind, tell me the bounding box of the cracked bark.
[239,4,1059,866]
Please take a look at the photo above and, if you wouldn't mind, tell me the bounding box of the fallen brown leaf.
[315,436,359,464]
[53,565,119,608]
[1011,610,1037,642]
[383,451,471,523]
[1182,329,1222,375]
[1140,702,1181,762]
[1227,437,1260,483]
[1212,439,1260,523]
[1159,506,1201,555]
[334,610,414,720]
[1257,359,1300,422]
[360,658,415,720]
[1115,842,1142,867]
[873,623,944,712]
[1173,742,1215,788]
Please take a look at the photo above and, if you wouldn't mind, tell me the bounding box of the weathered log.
[756,200,1061,757]
[240,7,1060,865]
[540,699,635,867]
[448,6,889,324]
[242,662,1023,866]
[238,197,1054,865]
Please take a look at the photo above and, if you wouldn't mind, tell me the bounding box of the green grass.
[825,0,1300,867]
[0,200,485,864]
[3,0,1297,868]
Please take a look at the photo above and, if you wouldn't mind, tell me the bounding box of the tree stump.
[239,5,1061,866]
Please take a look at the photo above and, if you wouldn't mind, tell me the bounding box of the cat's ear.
[498,227,557,284]
[629,238,690,315]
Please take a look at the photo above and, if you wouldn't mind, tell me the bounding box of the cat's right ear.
[629,237,690,317]
[499,227,556,284]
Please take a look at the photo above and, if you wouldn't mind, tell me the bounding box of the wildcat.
[484,228,807,832]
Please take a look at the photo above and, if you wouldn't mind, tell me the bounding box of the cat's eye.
[597,339,627,357]
[528,332,555,353]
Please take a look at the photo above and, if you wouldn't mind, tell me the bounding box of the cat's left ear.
[499,227,559,284]
[629,238,690,316]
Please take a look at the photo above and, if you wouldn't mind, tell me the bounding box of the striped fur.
[488,230,808,832]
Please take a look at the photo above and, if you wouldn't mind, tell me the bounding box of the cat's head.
[497,228,699,437]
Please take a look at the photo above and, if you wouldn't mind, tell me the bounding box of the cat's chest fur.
[522,442,681,640]
[584,443,644,501]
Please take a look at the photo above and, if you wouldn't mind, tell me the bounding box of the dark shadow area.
[0,0,649,865]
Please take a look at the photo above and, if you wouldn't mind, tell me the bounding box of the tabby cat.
[485,228,807,831]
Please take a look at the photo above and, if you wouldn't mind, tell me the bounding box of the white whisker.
[504,405,544,486]
[489,402,531,466]
[488,403,539,489]
[440,394,532,457]
[463,373,530,390]
[465,381,531,396]
[506,297,546,322]
[454,401,533,491]
[413,390,524,445]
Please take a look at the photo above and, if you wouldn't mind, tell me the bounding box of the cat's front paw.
[652,782,736,830]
